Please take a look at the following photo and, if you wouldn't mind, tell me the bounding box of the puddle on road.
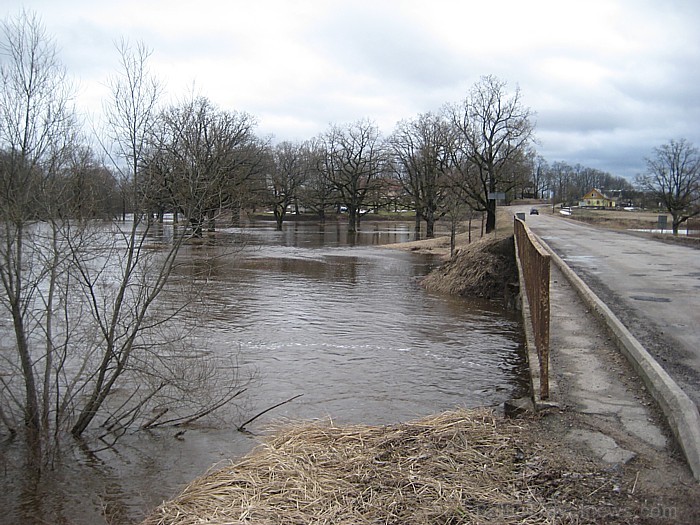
[629,295,672,303]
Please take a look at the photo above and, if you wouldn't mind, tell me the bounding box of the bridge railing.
[514,217,551,399]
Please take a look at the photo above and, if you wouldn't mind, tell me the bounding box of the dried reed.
[141,408,636,525]
[420,236,517,300]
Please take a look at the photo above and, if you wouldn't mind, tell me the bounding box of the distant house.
[580,188,616,209]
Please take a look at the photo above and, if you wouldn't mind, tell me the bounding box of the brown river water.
[1,219,528,524]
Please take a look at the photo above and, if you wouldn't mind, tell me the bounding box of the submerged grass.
[141,408,637,525]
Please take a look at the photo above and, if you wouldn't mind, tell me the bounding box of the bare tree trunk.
[425,209,436,238]
[672,213,681,235]
[13,304,41,447]
[414,211,422,240]
[348,207,358,233]
[6,226,42,462]
[485,198,496,233]
[273,206,285,231]
[42,223,60,440]
[468,214,473,243]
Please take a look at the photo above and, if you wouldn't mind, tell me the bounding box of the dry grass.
[384,208,515,258]
[420,235,517,301]
[141,408,640,525]
[559,208,700,248]
[559,208,663,231]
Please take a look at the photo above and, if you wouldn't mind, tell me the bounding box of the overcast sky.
[3,0,699,179]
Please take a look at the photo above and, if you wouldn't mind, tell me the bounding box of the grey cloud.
[308,5,467,92]
[5,0,700,181]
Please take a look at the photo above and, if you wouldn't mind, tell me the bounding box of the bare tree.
[266,141,309,230]
[319,119,385,232]
[297,139,337,221]
[447,75,535,233]
[0,25,249,473]
[637,138,700,234]
[100,39,162,220]
[442,172,477,256]
[155,96,262,236]
[546,161,573,209]
[70,46,254,442]
[389,112,452,238]
[65,39,171,439]
[139,145,177,222]
[527,155,548,200]
[0,10,79,464]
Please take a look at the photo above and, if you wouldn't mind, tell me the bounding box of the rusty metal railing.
[514,217,551,400]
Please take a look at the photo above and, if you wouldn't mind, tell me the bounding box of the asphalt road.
[515,206,700,408]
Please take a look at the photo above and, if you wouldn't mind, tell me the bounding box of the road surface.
[515,206,700,408]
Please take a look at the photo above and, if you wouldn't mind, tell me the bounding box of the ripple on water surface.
[1,221,528,525]
[182,239,528,426]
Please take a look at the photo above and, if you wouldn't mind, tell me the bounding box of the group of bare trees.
[536,144,700,235]
[147,97,265,235]
[262,76,537,237]
[538,160,634,207]
[139,99,699,241]
[0,12,249,472]
[0,12,538,472]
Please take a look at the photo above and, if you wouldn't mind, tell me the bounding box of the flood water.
[1,219,528,525]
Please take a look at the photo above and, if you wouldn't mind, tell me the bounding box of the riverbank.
[140,210,700,524]
[394,214,698,511]
[141,408,678,525]
[419,235,517,302]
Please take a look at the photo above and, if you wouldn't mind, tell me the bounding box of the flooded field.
[0,219,528,524]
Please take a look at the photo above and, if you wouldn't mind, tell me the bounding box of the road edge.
[537,234,700,482]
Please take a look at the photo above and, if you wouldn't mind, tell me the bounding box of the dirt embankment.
[385,207,519,302]
[419,235,518,302]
